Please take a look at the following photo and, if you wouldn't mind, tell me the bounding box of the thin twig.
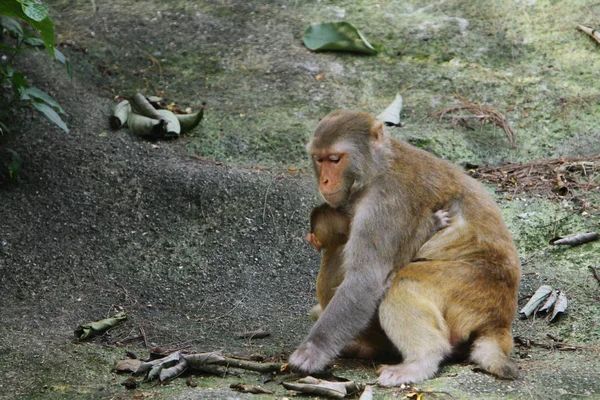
[139,326,149,348]
[514,336,591,351]
[435,100,517,147]
[262,181,272,223]
[588,265,600,284]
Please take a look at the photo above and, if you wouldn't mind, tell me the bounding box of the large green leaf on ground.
[302,22,377,55]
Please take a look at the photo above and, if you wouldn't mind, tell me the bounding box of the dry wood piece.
[577,25,600,45]
[282,376,362,398]
[435,99,517,147]
[120,350,285,384]
[218,357,282,373]
[550,232,599,246]
[234,329,271,339]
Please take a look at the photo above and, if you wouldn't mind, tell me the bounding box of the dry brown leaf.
[112,359,142,373]
[550,291,568,322]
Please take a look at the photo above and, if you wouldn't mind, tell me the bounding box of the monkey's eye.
[329,154,341,163]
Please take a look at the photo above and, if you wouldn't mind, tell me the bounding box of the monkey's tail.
[469,333,519,380]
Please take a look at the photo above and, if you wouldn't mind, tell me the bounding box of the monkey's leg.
[341,322,398,360]
[377,271,451,385]
[470,330,519,379]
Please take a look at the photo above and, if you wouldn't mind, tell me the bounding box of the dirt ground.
[1,1,600,399]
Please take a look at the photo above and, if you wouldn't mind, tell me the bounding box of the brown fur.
[308,204,452,359]
[290,110,520,385]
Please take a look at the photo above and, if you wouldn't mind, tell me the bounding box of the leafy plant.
[1,0,69,134]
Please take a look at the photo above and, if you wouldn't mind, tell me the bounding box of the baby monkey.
[306,204,452,358]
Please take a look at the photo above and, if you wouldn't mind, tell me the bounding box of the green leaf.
[0,15,24,41]
[11,71,29,99]
[5,148,22,180]
[0,0,55,56]
[302,22,377,55]
[23,35,44,46]
[0,44,23,51]
[30,101,69,133]
[22,87,64,113]
[17,0,49,22]
[0,120,10,135]
[53,47,72,78]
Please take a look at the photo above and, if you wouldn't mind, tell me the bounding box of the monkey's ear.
[370,120,384,142]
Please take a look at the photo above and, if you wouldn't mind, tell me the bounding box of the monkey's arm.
[290,198,413,373]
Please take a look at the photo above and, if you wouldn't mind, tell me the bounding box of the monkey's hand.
[289,341,332,374]
[305,232,322,252]
[433,209,452,231]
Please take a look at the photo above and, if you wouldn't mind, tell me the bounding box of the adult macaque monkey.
[289,110,520,385]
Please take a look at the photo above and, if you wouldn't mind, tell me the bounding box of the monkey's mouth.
[321,190,346,206]
[321,189,342,199]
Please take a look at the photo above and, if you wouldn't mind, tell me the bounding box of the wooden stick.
[217,357,283,373]
[577,25,600,45]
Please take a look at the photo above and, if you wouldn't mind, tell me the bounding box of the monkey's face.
[311,151,352,207]
[308,109,383,207]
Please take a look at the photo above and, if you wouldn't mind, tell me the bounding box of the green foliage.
[0,0,54,54]
[0,0,69,179]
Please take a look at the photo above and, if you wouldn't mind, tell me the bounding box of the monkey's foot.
[289,341,332,374]
[377,361,438,386]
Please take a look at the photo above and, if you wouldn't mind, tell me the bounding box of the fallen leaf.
[74,311,127,340]
[550,291,568,322]
[537,289,558,313]
[519,285,552,317]
[377,93,403,126]
[113,359,142,373]
[302,22,377,55]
